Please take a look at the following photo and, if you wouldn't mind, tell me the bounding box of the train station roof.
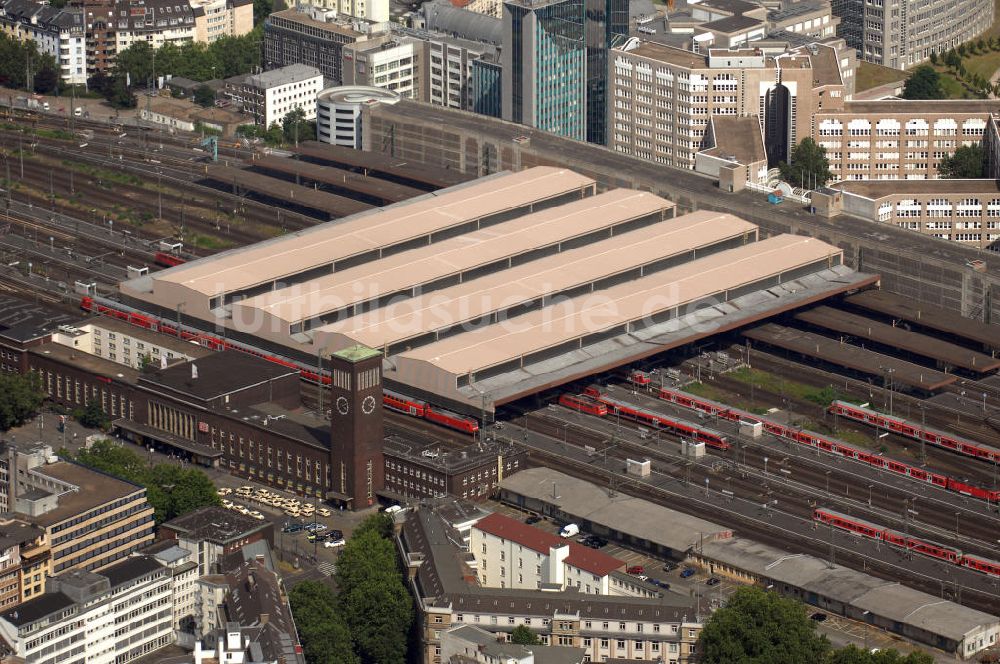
[231,189,674,334]
[139,167,596,314]
[314,210,755,353]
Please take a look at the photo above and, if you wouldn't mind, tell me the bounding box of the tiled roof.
[473,513,624,577]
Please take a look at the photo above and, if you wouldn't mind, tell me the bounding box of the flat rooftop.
[138,350,298,401]
[0,294,80,343]
[163,505,268,544]
[29,342,139,384]
[838,100,998,114]
[27,461,147,527]
[830,179,1000,197]
[619,41,707,68]
[500,467,732,553]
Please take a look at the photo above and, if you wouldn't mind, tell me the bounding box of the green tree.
[289,581,359,664]
[779,138,832,189]
[901,65,946,99]
[72,439,219,523]
[928,51,937,65]
[699,587,830,664]
[510,625,541,645]
[945,49,961,69]
[334,519,414,664]
[0,373,43,431]
[938,144,985,178]
[826,646,935,664]
[253,0,273,24]
[193,84,216,107]
[281,107,314,146]
[33,66,59,94]
[74,400,111,429]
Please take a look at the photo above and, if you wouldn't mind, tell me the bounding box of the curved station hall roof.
[122,166,875,412]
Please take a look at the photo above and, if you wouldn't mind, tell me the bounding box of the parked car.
[304,523,327,532]
[706,577,721,586]
[326,530,344,541]
[524,515,542,525]
[653,579,671,590]
[680,568,696,578]
[810,613,828,622]
[317,508,332,518]
[636,574,649,582]
[662,562,678,572]
[626,565,645,576]
[282,523,305,533]
[323,538,347,549]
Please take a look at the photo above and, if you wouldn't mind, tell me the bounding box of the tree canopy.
[901,65,946,99]
[289,581,359,664]
[0,373,43,431]
[938,144,985,178]
[0,33,60,93]
[699,587,831,664]
[510,625,541,645]
[74,400,110,430]
[72,439,220,522]
[699,588,936,664]
[193,85,216,108]
[779,138,832,189]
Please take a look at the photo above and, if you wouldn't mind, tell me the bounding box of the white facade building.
[51,319,205,371]
[240,63,324,127]
[469,513,627,594]
[0,556,174,664]
[342,35,420,98]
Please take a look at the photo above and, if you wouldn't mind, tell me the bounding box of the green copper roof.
[331,345,381,363]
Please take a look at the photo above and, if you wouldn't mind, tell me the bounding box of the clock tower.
[327,345,384,509]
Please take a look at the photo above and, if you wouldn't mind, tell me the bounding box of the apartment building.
[0,555,174,664]
[0,519,47,608]
[608,40,845,170]
[813,100,992,181]
[1,443,155,577]
[833,0,992,67]
[263,8,364,85]
[417,32,498,112]
[190,0,252,43]
[238,63,324,126]
[158,505,273,576]
[0,0,87,84]
[113,0,197,53]
[342,34,421,98]
[401,506,703,664]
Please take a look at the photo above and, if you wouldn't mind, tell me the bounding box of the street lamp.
[862,610,871,651]
[763,456,769,475]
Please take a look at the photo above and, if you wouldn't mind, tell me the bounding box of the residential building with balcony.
[0,0,88,84]
[113,0,197,53]
[190,0,253,43]
[342,34,421,98]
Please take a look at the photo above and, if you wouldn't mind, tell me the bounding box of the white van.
[559,523,580,538]
[384,505,404,516]
[73,107,82,117]
[41,101,49,111]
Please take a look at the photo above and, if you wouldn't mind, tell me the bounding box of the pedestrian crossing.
[318,561,337,577]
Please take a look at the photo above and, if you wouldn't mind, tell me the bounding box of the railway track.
[519,429,1000,615]
[528,408,1000,560]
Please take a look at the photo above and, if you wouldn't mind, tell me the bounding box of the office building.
[263,8,364,86]
[608,40,845,170]
[159,506,274,576]
[418,33,499,112]
[237,63,324,126]
[0,555,174,664]
[832,0,992,67]
[342,34,421,98]
[1,443,155,577]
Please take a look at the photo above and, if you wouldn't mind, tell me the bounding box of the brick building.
[158,506,273,576]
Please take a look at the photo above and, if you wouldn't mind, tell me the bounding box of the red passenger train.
[570,387,730,450]
[656,386,1000,503]
[79,296,479,435]
[813,508,1000,577]
[558,393,608,416]
[828,400,1000,465]
[153,252,186,268]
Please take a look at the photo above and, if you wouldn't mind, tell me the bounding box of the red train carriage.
[813,508,884,540]
[814,508,966,566]
[829,400,1000,465]
[962,555,1000,577]
[586,391,730,450]
[629,370,652,386]
[558,393,609,416]
[383,390,427,417]
[425,407,479,434]
[153,252,186,268]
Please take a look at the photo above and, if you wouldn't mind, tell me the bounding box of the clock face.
[336,396,350,415]
[362,395,376,415]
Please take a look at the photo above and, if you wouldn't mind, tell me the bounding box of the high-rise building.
[502,0,587,141]
[327,345,384,509]
[583,0,627,144]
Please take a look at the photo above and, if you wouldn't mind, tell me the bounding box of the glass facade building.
[503,0,587,141]
[472,58,503,118]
